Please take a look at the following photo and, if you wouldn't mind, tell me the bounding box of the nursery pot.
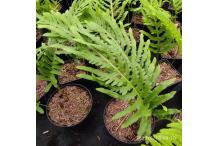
[46,83,93,127]
[161,52,182,60]
[36,77,56,104]
[161,58,182,74]
[157,59,182,86]
[103,99,155,144]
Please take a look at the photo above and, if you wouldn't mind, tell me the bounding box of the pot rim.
[46,83,93,128]
[157,58,182,86]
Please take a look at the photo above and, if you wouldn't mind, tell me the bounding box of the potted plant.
[130,0,182,59]
[38,8,180,143]
[103,99,155,144]
[36,1,182,144]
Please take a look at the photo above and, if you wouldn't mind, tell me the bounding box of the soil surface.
[36,79,47,100]
[162,47,182,59]
[132,28,141,42]
[58,61,86,84]
[157,61,182,84]
[104,100,143,143]
[131,13,144,25]
[47,85,92,127]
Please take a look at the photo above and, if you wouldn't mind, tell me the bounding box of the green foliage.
[64,0,93,17]
[37,8,178,137]
[139,0,182,54]
[36,101,44,114]
[91,0,134,22]
[36,0,61,15]
[36,43,64,90]
[143,121,182,146]
[167,0,182,21]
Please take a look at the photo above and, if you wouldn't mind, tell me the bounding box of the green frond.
[112,101,139,120]
[36,101,44,114]
[167,0,182,20]
[150,91,176,109]
[91,0,133,22]
[138,116,152,136]
[36,0,61,15]
[144,121,182,146]
[139,0,182,54]
[153,108,181,120]
[36,43,64,89]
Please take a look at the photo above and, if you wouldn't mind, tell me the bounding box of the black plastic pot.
[161,52,182,60]
[158,59,182,86]
[37,78,181,146]
[46,83,93,128]
[161,58,182,74]
[162,82,182,109]
[36,77,56,104]
[103,99,155,145]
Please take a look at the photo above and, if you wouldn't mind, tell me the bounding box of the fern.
[139,0,182,54]
[90,0,133,22]
[36,43,64,90]
[37,8,179,137]
[36,0,61,15]
[142,121,182,146]
[36,101,44,114]
[167,0,182,21]
[64,0,93,17]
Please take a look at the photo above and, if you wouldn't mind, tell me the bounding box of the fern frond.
[36,43,64,89]
[167,0,182,21]
[145,121,182,146]
[36,0,61,15]
[91,0,133,22]
[36,101,44,114]
[140,0,182,54]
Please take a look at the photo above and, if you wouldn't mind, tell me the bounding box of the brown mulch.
[48,86,92,127]
[58,61,86,84]
[104,100,143,143]
[162,47,182,59]
[36,79,47,100]
[131,13,144,25]
[132,28,141,42]
[157,61,182,84]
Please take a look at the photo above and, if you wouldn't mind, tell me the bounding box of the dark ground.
[37,75,182,146]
